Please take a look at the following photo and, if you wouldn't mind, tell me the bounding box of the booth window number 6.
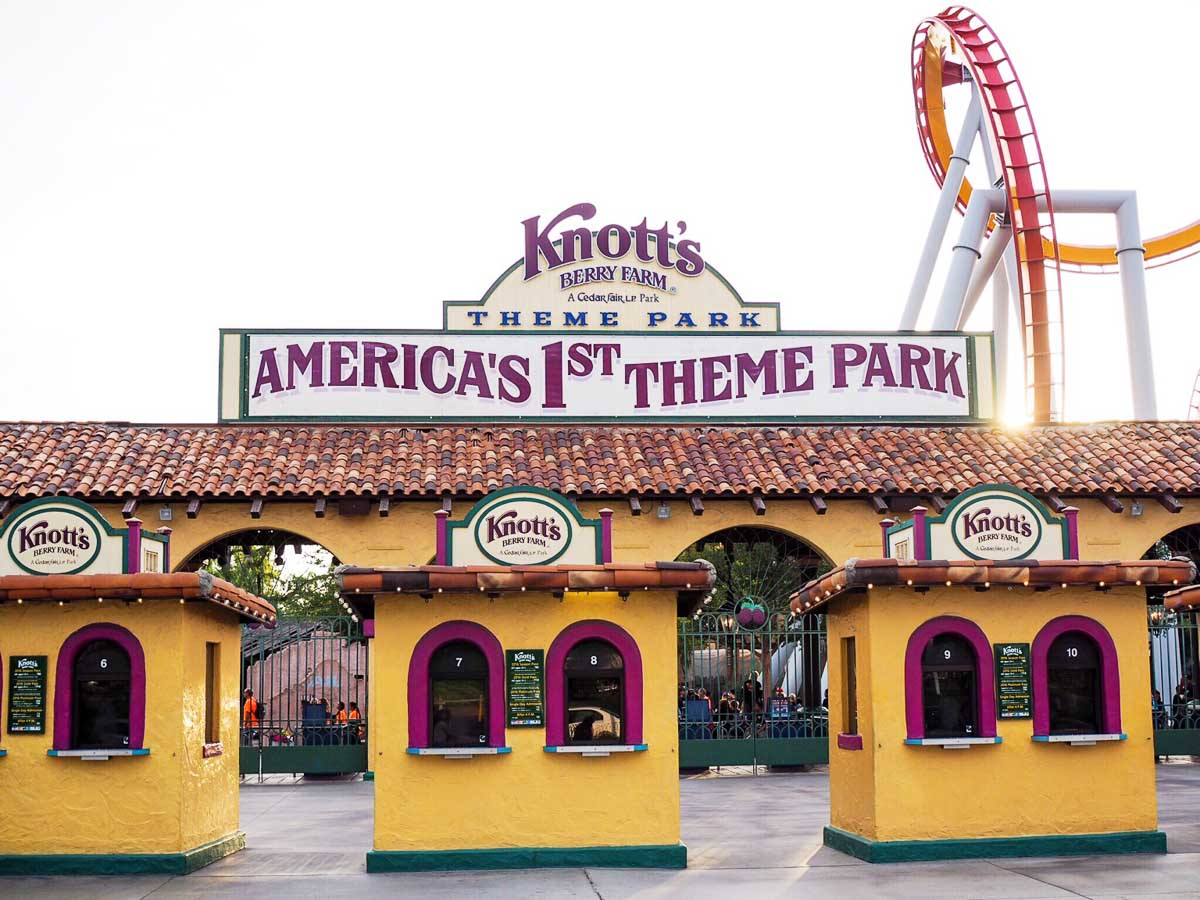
[100,658,108,669]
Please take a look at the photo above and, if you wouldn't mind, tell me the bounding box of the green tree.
[202,546,341,618]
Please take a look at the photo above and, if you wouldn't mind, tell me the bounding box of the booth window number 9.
[943,649,951,660]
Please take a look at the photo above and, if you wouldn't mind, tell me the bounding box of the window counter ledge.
[0,749,7,757]
[406,746,511,759]
[1032,733,1126,746]
[544,744,648,757]
[904,737,1002,750]
[47,748,150,760]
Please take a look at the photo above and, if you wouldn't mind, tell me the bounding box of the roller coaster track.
[913,6,1200,422]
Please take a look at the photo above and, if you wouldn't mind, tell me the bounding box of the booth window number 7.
[456,657,462,667]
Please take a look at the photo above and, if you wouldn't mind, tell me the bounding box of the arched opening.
[429,641,490,748]
[73,639,132,749]
[564,639,625,745]
[921,634,979,738]
[1046,632,1102,735]
[183,529,366,758]
[676,526,832,731]
[1143,523,1200,728]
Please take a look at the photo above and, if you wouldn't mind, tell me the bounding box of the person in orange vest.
[335,701,348,724]
[348,701,363,744]
[243,688,260,744]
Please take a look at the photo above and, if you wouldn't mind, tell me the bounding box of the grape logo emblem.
[735,596,768,630]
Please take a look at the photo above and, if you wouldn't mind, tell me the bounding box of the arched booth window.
[407,622,505,751]
[53,623,147,752]
[1033,616,1123,740]
[904,616,997,744]
[546,621,645,750]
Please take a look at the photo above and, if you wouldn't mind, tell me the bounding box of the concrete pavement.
[4,764,1200,897]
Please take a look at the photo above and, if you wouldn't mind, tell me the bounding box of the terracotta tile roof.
[337,562,715,617]
[0,571,276,623]
[0,421,1198,500]
[789,558,1197,614]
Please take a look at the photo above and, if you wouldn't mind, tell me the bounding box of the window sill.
[47,748,150,761]
[0,749,7,757]
[1032,733,1126,746]
[406,747,512,759]
[544,744,648,757]
[904,737,1002,750]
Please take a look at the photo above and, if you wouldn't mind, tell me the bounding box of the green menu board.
[994,643,1031,720]
[506,649,544,728]
[7,655,48,735]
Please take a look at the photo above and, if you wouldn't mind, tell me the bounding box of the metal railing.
[240,615,369,775]
[1149,605,1200,755]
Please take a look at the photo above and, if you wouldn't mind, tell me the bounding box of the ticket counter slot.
[903,737,1002,749]
[544,743,649,757]
[47,748,152,761]
[406,747,513,759]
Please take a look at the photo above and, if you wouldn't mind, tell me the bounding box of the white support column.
[1113,195,1158,419]
[991,249,1009,412]
[958,225,1012,328]
[901,87,982,329]
[932,189,1005,330]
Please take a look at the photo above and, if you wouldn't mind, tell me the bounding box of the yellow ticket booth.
[339,487,713,872]
[0,498,276,875]
[790,485,1195,862]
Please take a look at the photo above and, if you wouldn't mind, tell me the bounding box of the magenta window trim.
[904,615,997,740]
[1032,615,1121,736]
[53,623,147,751]
[407,621,505,749]
[545,620,643,746]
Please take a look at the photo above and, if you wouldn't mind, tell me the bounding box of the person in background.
[242,689,259,744]
[349,701,364,744]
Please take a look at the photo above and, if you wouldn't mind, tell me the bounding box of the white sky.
[0,0,1196,424]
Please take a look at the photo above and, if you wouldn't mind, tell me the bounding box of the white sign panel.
[447,488,602,566]
[226,331,992,422]
[1,499,125,576]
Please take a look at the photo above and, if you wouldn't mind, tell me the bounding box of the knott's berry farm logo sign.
[218,202,997,423]
[885,485,1071,562]
[446,487,602,567]
[0,498,127,576]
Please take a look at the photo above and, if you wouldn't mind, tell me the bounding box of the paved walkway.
[6,763,1200,897]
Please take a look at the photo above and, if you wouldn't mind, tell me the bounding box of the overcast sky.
[0,1,1196,424]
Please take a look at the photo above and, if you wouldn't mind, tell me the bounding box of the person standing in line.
[242,689,260,744]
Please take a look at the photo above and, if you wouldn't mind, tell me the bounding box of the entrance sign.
[221,331,993,422]
[506,649,545,728]
[994,643,1032,720]
[0,498,169,576]
[886,485,1075,562]
[7,655,48,734]
[444,486,603,566]
[218,203,996,423]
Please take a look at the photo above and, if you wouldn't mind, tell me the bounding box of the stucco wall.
[0,602,241,856]
[827,584,1157,843]
[372,589,680,853]
[82,497,1200,575]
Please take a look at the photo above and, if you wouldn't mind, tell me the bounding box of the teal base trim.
[823,826,1166,863]
[363,770,374,781]
[366,843,687,872]
[0,832,245,875]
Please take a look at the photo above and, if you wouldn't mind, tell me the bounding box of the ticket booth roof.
[0,571,276,623]
[790,558,1197,614]
[337,562,715,618]
[1164,583,1200,611]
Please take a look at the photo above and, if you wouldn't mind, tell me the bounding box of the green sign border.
[446,486,602,566]
[2,498,126,576]
[505,648,545,729]
[885,484,1069,561]
[993,642,1032,721]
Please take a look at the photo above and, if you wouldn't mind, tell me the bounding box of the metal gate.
[240,615,369,775]
[1149,605,1200,756]
[677,611,828,768]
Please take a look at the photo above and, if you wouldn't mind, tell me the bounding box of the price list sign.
[506,649,544,728]
[994,643,1031,720]
[7,655,48,734]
